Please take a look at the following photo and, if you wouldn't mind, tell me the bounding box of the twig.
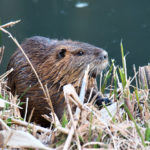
[0,119,13,148]
[75,65,89,116]
[87,87,94,103]
[99,71,103,93]
[79,65,89,103]
[63,66,89,150]
[0,20,21,29]
[0,118,10,131]
[0,68,14,81]
[0,98,22,109]
[28,107,35,123]
[83,141,108,148]
[133,64,138,89]
[63,126,75,150]
[90,92,99,105]
[56,124,69,135]
[12,95,21,118]
[42,113,69,135]
[24,97,29,121]
[65,93,81,150]
[11,118,51,133]
[63,85,81,150]
[45,85,55,125]
[106,125,117,149]
[0,46,4,64]
[68,95,83,108]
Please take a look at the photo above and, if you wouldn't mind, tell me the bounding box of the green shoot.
[18,101,26,106]
[119,41,127,89]
[118,67,126,89]
[101,63,113,94]
[19,86,31,99]
[94,131,103,148]
[88,112,93,141]
[124,104,146,147]
[134,88,143,112]
[0,94,3,98]
[120,41,127,81]
[61,110,68,128]
[103,103,115,123]
[5,117,12,127]
[145,125,150,142]
[79,135,84,144]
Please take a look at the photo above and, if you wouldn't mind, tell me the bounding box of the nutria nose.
[99,50,108,60]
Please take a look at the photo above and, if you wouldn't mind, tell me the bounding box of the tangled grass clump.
[0,20,150,150]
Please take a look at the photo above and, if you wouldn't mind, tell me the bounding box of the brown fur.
[7,36,108,127]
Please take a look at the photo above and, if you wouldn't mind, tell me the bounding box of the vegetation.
[0,21,150,150]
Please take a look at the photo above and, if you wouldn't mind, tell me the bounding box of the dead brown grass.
[0,21,150,150]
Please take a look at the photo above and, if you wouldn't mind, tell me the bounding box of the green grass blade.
[120,41,125,71]
[124,104,146,147]
[61,111,68,128]
[113,69,118,99]
[101,63,113,94]
[103,103,115,123]
[19,86,31,99]
[120,41,127,87]
[118,67,126,88]
[134,88,143,112]
[145,126,150,142]
[88,112,93,141]
[94,131,103,148]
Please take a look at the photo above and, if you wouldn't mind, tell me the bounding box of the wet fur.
[7,36,108,127]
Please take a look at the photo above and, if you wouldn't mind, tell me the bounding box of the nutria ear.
[58,48,66,59]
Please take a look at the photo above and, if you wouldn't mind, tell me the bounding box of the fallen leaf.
[0,129,53,150]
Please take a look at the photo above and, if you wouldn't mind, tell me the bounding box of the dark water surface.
[0,0,150,75]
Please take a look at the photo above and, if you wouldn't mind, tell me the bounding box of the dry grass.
[0,21,150,150]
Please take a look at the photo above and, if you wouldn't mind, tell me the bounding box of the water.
[0,0,150,76]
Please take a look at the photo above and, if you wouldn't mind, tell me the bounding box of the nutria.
[7,36,109,127]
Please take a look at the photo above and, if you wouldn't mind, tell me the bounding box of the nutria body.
[7,36,108,127]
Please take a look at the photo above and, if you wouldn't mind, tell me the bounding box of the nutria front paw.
[95,95,112,108]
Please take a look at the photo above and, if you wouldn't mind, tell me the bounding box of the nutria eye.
[58,49,66,58]
[77,51,84,56]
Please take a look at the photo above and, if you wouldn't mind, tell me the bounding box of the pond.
[0,0,150,76]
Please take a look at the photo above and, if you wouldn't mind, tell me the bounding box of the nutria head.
[39,39,108,89]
